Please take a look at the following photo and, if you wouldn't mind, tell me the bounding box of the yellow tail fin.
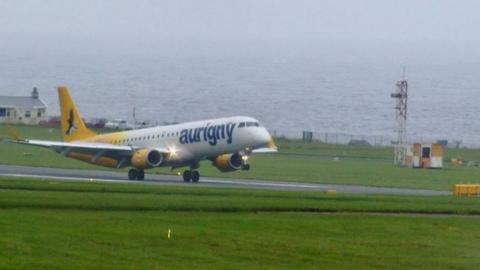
[58,86,96,142]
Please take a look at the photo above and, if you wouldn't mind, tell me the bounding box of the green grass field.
[0,177,479,270]
[2,124,480,190]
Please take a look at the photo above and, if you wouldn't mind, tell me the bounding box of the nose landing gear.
[183,169,200,182]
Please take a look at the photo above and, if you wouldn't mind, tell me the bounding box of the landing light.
[168,146,178,158]
[242,155,249,161]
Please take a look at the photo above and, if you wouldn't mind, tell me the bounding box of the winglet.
[58,86,96,142]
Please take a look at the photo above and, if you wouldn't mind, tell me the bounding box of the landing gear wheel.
[128,169,137,180]
[137,170,145,180]
[191,170,200,183]
[243,164,250,171]
[183,170,192,182]
[128,169,145,180]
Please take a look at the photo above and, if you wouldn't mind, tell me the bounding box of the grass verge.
[0,177,479,269]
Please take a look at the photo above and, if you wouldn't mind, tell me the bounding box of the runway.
[0,165,450,196]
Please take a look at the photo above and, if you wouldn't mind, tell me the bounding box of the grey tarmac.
[0,164,450,196]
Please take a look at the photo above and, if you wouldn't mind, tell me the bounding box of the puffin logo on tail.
[66,109,77,135]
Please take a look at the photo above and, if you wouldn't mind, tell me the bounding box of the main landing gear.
[183,170,200,183]
[128,168,145,180]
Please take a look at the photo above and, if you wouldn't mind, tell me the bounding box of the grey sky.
[1,0,480,42]
[1,0,480,141]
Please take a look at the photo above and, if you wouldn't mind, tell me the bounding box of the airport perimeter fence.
[313,132,393,147]
[270,129,393,147]
[269,129,468,149]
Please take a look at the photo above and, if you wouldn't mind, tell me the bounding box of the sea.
[1,48,480,147]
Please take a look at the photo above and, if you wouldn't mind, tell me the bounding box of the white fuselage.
[93,116,272,166]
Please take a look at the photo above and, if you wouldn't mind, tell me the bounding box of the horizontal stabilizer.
[4,123,22,141]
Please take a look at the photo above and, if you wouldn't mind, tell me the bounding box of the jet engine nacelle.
[213,153,247,172]
[131,149,164,169]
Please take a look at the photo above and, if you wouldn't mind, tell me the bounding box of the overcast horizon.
[1,0,480,62]
[2,0,480,40]
[3,1,480,145]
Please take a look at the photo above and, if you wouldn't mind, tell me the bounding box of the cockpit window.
[238,122,245,128]
[246,121,260,127]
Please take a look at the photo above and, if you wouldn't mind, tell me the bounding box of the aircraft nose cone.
[258,128,274,147]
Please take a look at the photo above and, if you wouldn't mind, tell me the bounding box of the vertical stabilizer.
[58,86,96,142]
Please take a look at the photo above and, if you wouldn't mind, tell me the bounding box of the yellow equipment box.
[453,184,480,196]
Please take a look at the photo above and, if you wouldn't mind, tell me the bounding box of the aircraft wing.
[16,139,134,153]
[9,139,169,159]
[252,147,278,154]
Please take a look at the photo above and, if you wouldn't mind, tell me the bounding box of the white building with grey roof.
[0,88,47,125]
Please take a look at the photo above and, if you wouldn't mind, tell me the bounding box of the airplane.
[10,86,277,182]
